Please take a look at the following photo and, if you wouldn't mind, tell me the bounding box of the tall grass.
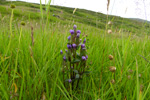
[0,1,150,100]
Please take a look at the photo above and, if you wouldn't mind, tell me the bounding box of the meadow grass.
[1,1,150,100]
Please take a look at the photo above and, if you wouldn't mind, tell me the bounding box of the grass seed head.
[107,0,110,12]
[108,21,112,25]
[21,21,25,26]
[111,79,115,84]
[108,29,112,34]
[139,74,142,78]
[128,69,133,74]
[109,55,113,60]
[140,84,144,91]
[128,75,131,79]
[10,4,16,9]
[109,66,116,72]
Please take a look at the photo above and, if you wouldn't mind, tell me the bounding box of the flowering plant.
[61,25,88,90]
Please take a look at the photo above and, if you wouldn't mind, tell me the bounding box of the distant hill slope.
[129,18,150,23]
[0,1,150,34]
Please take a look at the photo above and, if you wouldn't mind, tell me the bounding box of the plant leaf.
[76,53,81,58]
[73,70,78,74]
[84,71,91,74]
[75,74,80,79]
[11,83,18,93]
[65,79,70,82]
[71,58,80,64]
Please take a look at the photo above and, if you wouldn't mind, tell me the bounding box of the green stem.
[13,27,22,84]
[5,9,14,55]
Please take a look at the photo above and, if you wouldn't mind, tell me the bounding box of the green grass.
[1,1,150,100]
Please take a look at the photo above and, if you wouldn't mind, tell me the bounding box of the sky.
[10,0,150,21]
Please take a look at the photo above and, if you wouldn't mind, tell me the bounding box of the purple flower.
[63,56,66,61]
[73,25,77,29]
[60,50,63,54]
[70,30,74,35]
[77,30,81,34]
[67,44,72,49]
[82,56,86,61]
[81,44,85,48]
[72,44,77,48]
[68,79,72,83]
[77,33,80,38]
[86,55,88,59]
[83,39,86,44]
[68,36,71,40]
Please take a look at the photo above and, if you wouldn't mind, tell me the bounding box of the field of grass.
[1,1,150,100]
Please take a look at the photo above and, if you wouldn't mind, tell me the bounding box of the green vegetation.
[1,1,150,34]
[1,1,150,100]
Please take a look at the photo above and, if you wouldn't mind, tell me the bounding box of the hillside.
[0,1,150,34]
[1,1,150,100]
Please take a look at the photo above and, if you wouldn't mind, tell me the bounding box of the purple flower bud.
[77,33,80,38]
[77,30,81,34]
[86,55,88,59]
[60,50,63,54]
[63,56,66,61]
[79,39,82,42]
[83,39,86,44]
[73,25,77,29]
[65,49,68,52]
[68,36,71,40]
[68,79,72,83]
[70,30,74,35]
[82,56,86,61]
[81,44,85,48]
[82,48,86,50]
[67,44,72,49]
[71,66,73,69]
[72,44,77,48]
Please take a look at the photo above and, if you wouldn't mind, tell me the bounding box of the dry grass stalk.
[107,0,110,12]
[31,26,34,46]
[73,8,77,14]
